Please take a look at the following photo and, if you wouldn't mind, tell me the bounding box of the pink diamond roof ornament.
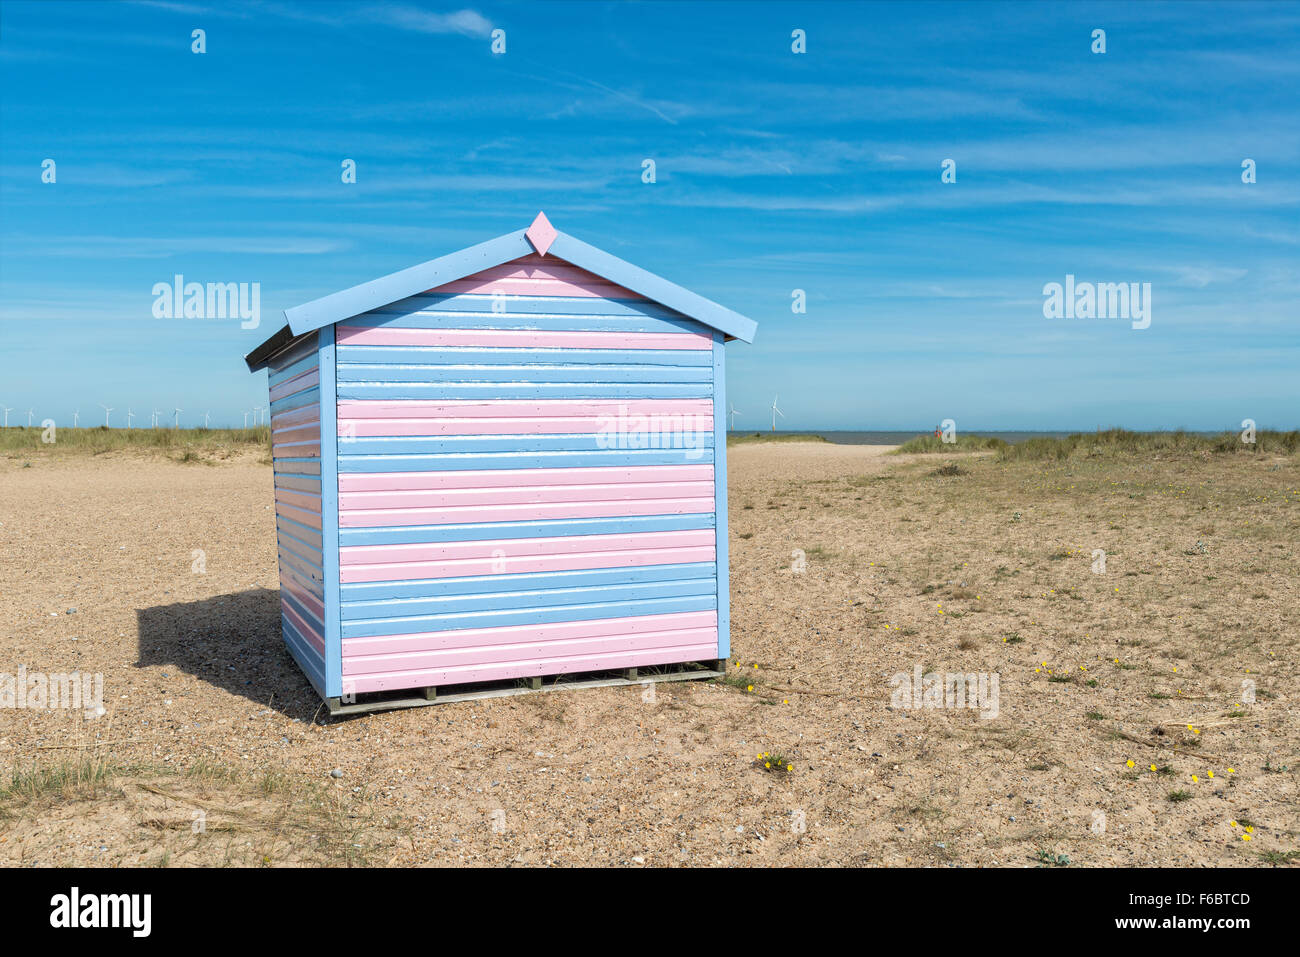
[525,211,557,257]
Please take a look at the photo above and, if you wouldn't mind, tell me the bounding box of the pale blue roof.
[247,218,757,371]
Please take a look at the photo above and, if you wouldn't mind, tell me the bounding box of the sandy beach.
[1,441,1295,867]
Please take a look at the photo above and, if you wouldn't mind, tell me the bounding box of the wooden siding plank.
[342,528,714,565]
[341,593,717,639]
[712,332,731,660]
[344,644,715,693]
[345,627,718,675]
[337,346,714,366]
[341,576,717,622]
[340,480,714,509]
[345,610,717,656]
[337,447,714,472]
[336,382,711,400]
[337,328,711,350]
[340,545,716,584]
[338,464,711,491]
[339,497,716,528]
[338,514,713,547]
[318,324,343,698]
[337,364,713,385]
[341,562,716,603]
[338,397,712,419]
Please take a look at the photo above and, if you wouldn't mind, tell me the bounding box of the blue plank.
[318,325,343,698]
[340,562,717,601]
[335,382,712,400]
[338,448,715,472]
[352,296,703,330]
[336,346,713,367]
[341,576,718,622]
[338,514,714,546]
[270,387,320,416]
[268,352,319,387]
[341,593,717,639]
[712,332,731,659]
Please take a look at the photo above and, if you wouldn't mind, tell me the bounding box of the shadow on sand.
[136,588,329,722]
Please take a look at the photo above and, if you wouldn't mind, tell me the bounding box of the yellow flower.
[1245,826,1254,834]
[786,764,793,772]
[1191,775,1199,783]
[1227,768,1235,774]
[1150,765,1157,772]
[747,685,753,692]
[1126,759,1135,768]
[1229,820,1237,828]
[1207,771,1214,779]
[1242,834,1252,841]
[764,762,771,769]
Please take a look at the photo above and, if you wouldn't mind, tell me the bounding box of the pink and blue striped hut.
[244,213,757,714]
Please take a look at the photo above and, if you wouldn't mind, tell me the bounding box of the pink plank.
[344,645,716,693]
[339,464,712,492]
[282,599,325,655]
[338,398,712,419]
[342,528,713,565]
[281,574,325,621]
[338,413,712,437]
[335,326,711,350]
[345,610,718,657]
[270,403,320,430]
[340,480,713,510]
[275,503,323,529]
[341,544,716,582]
[269,368,320,402]
[272,441,320,459]
[339,496,716,528]
[271,424,321,445]
[344,627,719,676]
[274,488,322,512]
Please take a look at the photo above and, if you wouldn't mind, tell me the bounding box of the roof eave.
[261,223,757,354]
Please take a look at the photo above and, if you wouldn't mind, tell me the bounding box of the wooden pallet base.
[325,658,728,717]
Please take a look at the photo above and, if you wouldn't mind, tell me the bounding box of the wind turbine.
[26,408,35,427]
[728,402,741,431]
[253,405,263,426]
[72,409,80,428]
[770,395,785,433]
[98,404,113,427]
[172,407,183,429]
[152,409,163,429]
[243,410,250,428]
[126,409,135,428]
[1,407,11,428]
[203,411,211,429]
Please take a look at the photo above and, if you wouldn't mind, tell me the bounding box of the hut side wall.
[267,332,328,694]
[330,254,723,694]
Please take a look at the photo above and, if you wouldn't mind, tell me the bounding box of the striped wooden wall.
[334,253,721,694]
[267,332,328,694]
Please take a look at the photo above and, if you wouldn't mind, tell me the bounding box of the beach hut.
[244,213,757,714]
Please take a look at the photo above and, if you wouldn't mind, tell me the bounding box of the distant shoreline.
[730,429,1249,446]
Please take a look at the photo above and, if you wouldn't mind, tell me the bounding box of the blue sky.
[1,0,1297,431]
